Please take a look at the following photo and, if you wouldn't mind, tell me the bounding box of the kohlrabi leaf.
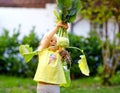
[68,14,76,23]
[78,55,90,76]
[74,0,82,12]
[19,44,33,56]
[54,10,61,23]
[56,0,72,10]
[23,51,37,63]
[55,0,82,23]
[19,44,37,63]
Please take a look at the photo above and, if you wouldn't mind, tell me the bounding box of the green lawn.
[0,74,120,93]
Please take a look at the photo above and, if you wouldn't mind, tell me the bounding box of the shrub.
[0,27,40,77]
[0,27,103,78]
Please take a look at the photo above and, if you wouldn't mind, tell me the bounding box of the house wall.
[0,4,90,39]
[0,4,56,39]
[0,3,117,40]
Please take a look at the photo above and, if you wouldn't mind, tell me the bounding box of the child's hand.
[56,21,68,29]
[59,49,71,68]
[59,50,69,59]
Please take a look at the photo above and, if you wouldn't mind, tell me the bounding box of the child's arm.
[38,22,68,51]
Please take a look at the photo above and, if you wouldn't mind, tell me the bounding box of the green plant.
[55,0,82,23]
[54,0,82,47]
[0,26,40,77]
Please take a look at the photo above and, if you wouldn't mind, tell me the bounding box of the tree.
[80,0,120,85]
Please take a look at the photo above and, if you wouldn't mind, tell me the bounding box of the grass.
[0,73,120,93]
[61,76,120,93]
[0,75,36,93]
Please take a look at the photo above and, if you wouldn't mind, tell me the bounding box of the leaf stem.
[67,46,84,54]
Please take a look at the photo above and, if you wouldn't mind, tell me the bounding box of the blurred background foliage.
[0,26,39,77]
[0,23,120,87]
[0,26,105,78]
[0,0,120,86]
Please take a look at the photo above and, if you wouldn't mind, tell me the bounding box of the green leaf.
[19,44,37,63]
[56,0,72,10]
[53,10,61,23]
[68,14,76,22]
[78,55,90,76]
[68,8,77,16]
[72,0,82,13]
[56,0,64,10]
[23,51,37,63]
[19,44,33,56]
[55,0,82,23]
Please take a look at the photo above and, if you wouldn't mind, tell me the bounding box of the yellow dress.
[34,49,66,85]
